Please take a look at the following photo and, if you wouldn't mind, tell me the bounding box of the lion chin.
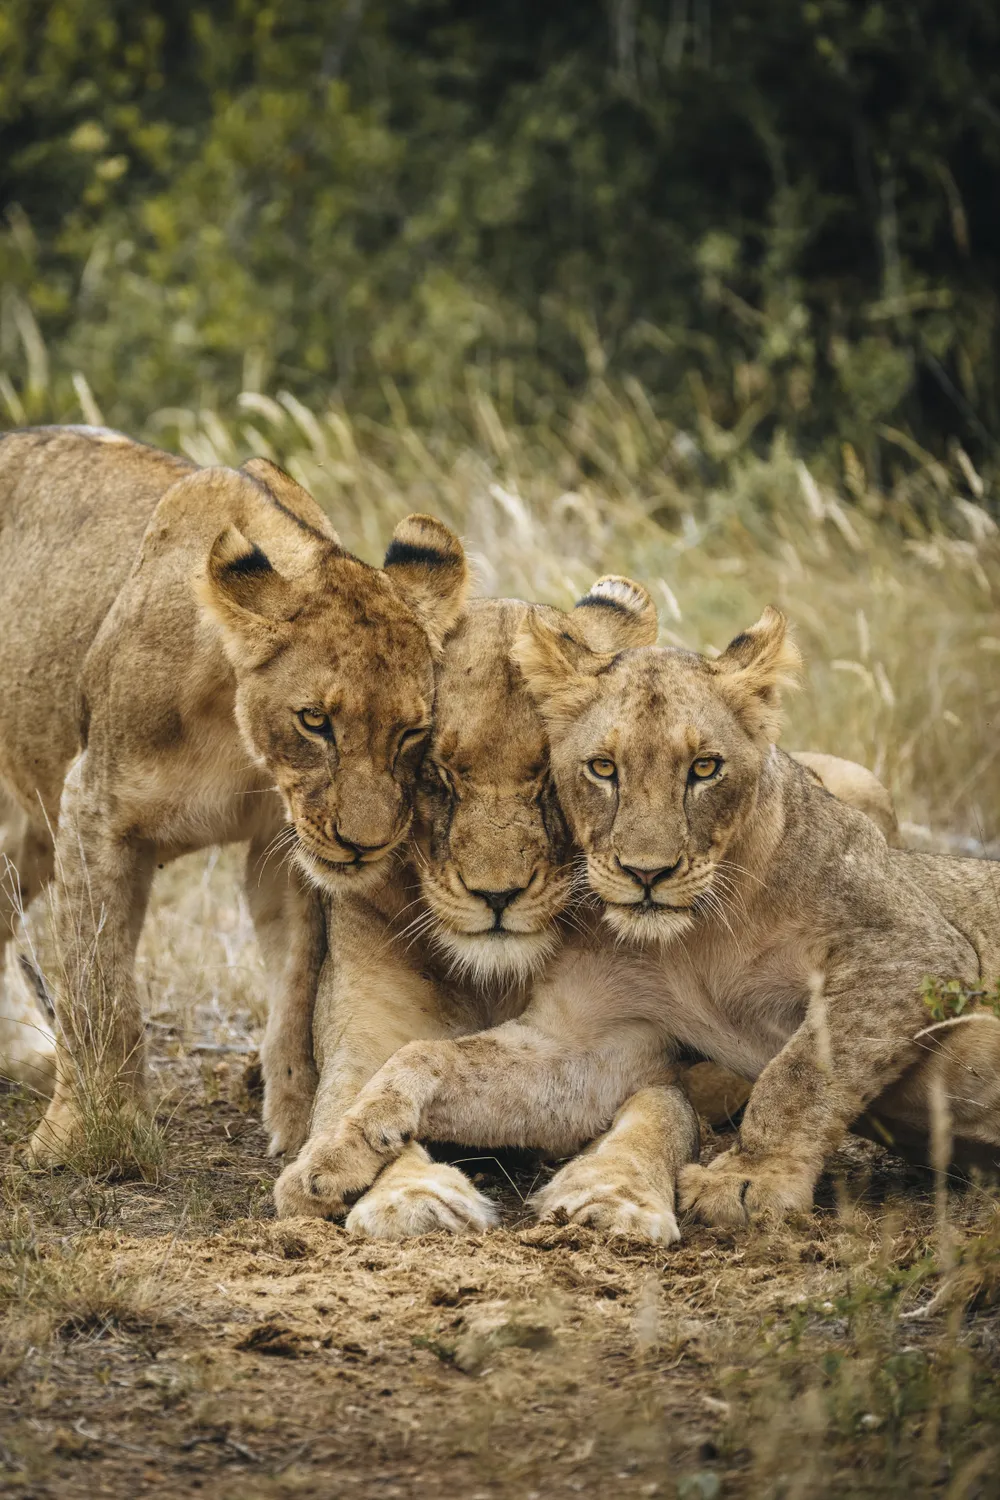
[602,903,695,949]
[431,927,560,985]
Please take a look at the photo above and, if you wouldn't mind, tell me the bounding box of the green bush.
[2,1,999,492]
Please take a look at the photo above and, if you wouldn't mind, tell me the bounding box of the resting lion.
[0,426,467,1163]
[276,598,999,1234]
[276,583,913,1238]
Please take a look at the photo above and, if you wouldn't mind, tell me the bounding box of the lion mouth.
[294,839,398,893]
[609,896,694,914]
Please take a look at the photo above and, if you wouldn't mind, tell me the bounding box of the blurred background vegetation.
[0,1,998,839]
[2,0,1000,494]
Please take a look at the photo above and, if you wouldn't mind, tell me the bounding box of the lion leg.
[281,989,669,1222]
[0,804,56,1093]
[245,831,324,1157]
[531,1084,699,1244]
[679,942,959,1228]
[863,1015,1000,1177]
[31,755,155,1165]
[275,924,494,1235]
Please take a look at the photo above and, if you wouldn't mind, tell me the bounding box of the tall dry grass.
[135,378,1000,847]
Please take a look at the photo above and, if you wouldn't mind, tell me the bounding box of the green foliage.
[2,0,1000,488]
[920,975,1000,1024]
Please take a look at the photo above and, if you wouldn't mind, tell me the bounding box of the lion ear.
[570,575,658,651]
[198,525,304,665]
[383,514,468,650]
[713,606,802,742]
[512,611,610,727]
[240,458,341,544]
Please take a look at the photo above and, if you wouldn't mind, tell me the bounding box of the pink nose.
[619,858,682,888]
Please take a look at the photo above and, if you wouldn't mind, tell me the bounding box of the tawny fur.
[277,605,995,1233]
[0,427,466,1162]
[276,592,905,1237]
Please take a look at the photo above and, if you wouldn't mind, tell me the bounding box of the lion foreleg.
[279,991,669,1222]
[679,940,967,1227]
[530,1083,699,1244]
[274,914,494,1233]
[31,757,155,1165]
[247,837,325,1157]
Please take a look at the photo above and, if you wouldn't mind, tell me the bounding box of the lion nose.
[619,858,683,889]
[470,887,526,915]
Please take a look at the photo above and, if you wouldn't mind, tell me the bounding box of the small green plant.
[920,975,1000,1024]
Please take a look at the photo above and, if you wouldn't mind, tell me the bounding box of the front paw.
[532,1160,681,1245]
[678,1149,815,1228]
[346,1150,497,1240]
[262,1055,319,1158]
[273,1122,389,1220]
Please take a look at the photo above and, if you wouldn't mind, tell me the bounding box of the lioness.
[277,587,919,1237]
[0,427,466,1162]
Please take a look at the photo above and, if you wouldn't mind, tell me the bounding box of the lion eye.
[398,726,430,754]
[425,759,455,794]
[297,708,332,737]
[690,756,722,781]
[587,757,617,781]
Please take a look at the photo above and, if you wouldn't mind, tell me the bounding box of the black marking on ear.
[78,692,91,751]
[725,631,753,655]
[576,592,631,616]
[384,539,453,570]
[225,543,274,577]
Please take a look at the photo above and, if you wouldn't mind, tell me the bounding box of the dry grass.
[145,383,1000,846]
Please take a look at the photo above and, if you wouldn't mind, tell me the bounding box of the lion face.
[411,600,571,982]
[514,604,801,947]
[410,582,662,983]
[201,503,468,894]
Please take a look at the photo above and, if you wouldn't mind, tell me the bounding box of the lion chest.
[661,937,816,1080]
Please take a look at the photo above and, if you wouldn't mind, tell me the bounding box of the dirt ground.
[1,855,999,1500]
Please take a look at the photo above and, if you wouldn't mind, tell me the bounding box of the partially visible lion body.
[277,590,906,1237]
[0,427,467,1163]
[788,750,901,846]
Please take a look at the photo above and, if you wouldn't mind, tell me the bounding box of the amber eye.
[690,756,721,781]
[297,708,331,736]
[587,757,617,781]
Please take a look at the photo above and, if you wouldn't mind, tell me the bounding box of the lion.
[275,585,916,1239]
[0,426,467,1163]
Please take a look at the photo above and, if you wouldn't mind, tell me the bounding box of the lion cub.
[277,594,939,1237]
[0,428,467,1164]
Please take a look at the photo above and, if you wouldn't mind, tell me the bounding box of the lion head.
[197,460,468,893]
[411,578,659,981]
[513,602,802,945]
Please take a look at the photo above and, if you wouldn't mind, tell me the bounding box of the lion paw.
[678,1150,815,1228]
[273,1122,394,1220]
[532,1161,681,1245]
[346,1153,497,1240]
[262,1056,318,1158]
[29,1084,150,1172]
